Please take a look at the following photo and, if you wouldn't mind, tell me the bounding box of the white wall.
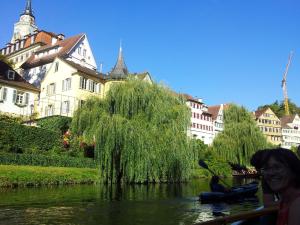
[187,101,214,145]
[67,35,97,70]
[0,85,37,116]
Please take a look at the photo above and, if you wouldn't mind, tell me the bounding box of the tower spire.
[109,42,128,78]
[22,0,34,17]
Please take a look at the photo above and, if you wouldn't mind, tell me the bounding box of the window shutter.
[46,85,49,95]
[79,76,83,89]
[25,93,29,105]
[53,83,56,94]
[12,90,17,103]
[62,80,65,91]
[69,78,72,90]
[3,88,7,101]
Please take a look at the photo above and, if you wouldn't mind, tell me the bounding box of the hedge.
[36,116,72,134]
[0,121,63,153]
[0,152,97,168]
[0,165,100,187]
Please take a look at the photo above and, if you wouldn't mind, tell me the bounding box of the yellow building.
[254,107,282,145]
[39,47,152,118]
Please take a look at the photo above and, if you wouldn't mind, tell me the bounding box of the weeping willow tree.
[72,78,194,184]
[212,104,271,166]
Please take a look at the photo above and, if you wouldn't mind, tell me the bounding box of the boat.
[199,182,259,204]
[194,205,278,225]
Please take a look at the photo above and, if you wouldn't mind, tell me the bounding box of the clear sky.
[1,0,299,111]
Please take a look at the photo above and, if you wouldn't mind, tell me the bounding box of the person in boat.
[260,148,300,225]
[209,175,229,193]
[251,149,278,208]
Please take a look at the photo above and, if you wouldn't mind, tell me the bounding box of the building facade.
[185,95,214,145]
[0,61,39,117]
[281,114,300,149]
[208,104,228,138]
[254,107,282,145]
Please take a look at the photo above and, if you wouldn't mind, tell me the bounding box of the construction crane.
[281,51,293,116]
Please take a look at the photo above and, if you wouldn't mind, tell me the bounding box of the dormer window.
[7,70,15,80]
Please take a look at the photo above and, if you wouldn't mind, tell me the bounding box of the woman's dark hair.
[262,148,300,188]
[250,149,269,170]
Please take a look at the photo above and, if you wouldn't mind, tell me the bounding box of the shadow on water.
[0,178,262,225]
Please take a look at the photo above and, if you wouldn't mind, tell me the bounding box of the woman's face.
[262,157,294,193]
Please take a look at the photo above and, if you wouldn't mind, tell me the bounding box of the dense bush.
[36,116,72,134]
[0,152,97,168]
[0,121,63,153]
[0,165,100,187]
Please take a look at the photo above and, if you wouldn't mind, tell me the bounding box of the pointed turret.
[11,0,37,43]
[109,45,128,78]
[22,0,34,18]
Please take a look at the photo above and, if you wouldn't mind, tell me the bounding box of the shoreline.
[0,165,100,188]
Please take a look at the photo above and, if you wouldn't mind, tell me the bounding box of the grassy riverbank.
[0,165,100,188]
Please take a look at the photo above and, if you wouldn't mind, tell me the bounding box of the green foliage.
[72,79,193,184]
[0,113,24,124]
[0,152,97,168]
[212,104,270,166]
[0,121,63,153]
[37,116,72,134]
[258,100,300,118]
[0,165,99,187]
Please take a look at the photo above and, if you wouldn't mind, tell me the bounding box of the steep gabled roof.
[254,107,268,118]
[0,61,39,92]
[22,34,84,69]
[208,105,221,120]
[60,58,106,82]
[281,115,296,128]
[108,46,128,78]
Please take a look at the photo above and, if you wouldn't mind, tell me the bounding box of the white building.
[281,114,300,149]
[208,104,228,138]
[185,95,214,145]
[0,61,39,117]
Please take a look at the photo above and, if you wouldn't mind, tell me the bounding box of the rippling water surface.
[0,178,262,225]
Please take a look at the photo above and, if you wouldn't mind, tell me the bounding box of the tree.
[72,78,194,184]
[258,100,300,118]
[212,104,271,166]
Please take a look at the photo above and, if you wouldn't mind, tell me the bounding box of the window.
[62,101,70,114]
[54,62,59,72]
[83,49,87,58]
[78,47,82,55]
[47,83,56,95]
[45,104,54,116]
[7,70,15,80]
[13,90,29,106]
[0,86,7,102]
[79,100,86,108]
[62,78,72,91]
[79,77,88,89]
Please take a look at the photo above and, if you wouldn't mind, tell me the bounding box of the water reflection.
[0,178,262,225]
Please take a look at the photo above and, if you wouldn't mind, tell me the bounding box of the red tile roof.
[22,34,84,69]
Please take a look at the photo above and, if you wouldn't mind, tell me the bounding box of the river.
[0,178,262,225]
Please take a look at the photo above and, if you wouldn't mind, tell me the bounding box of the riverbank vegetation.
[212,104,271,166]
[72,79,201,184]
[0,165,100,188]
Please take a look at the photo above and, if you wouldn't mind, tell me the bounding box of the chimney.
[57,34,65,41]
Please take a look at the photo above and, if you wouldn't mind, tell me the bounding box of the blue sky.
[1,0,299,111]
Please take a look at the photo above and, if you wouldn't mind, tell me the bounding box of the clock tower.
[11,0,38,43]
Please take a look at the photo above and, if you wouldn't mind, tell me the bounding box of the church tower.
[109,45,128,78]
[11,0,38,43]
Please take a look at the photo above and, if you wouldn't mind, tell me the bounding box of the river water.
[0,178,262,225]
